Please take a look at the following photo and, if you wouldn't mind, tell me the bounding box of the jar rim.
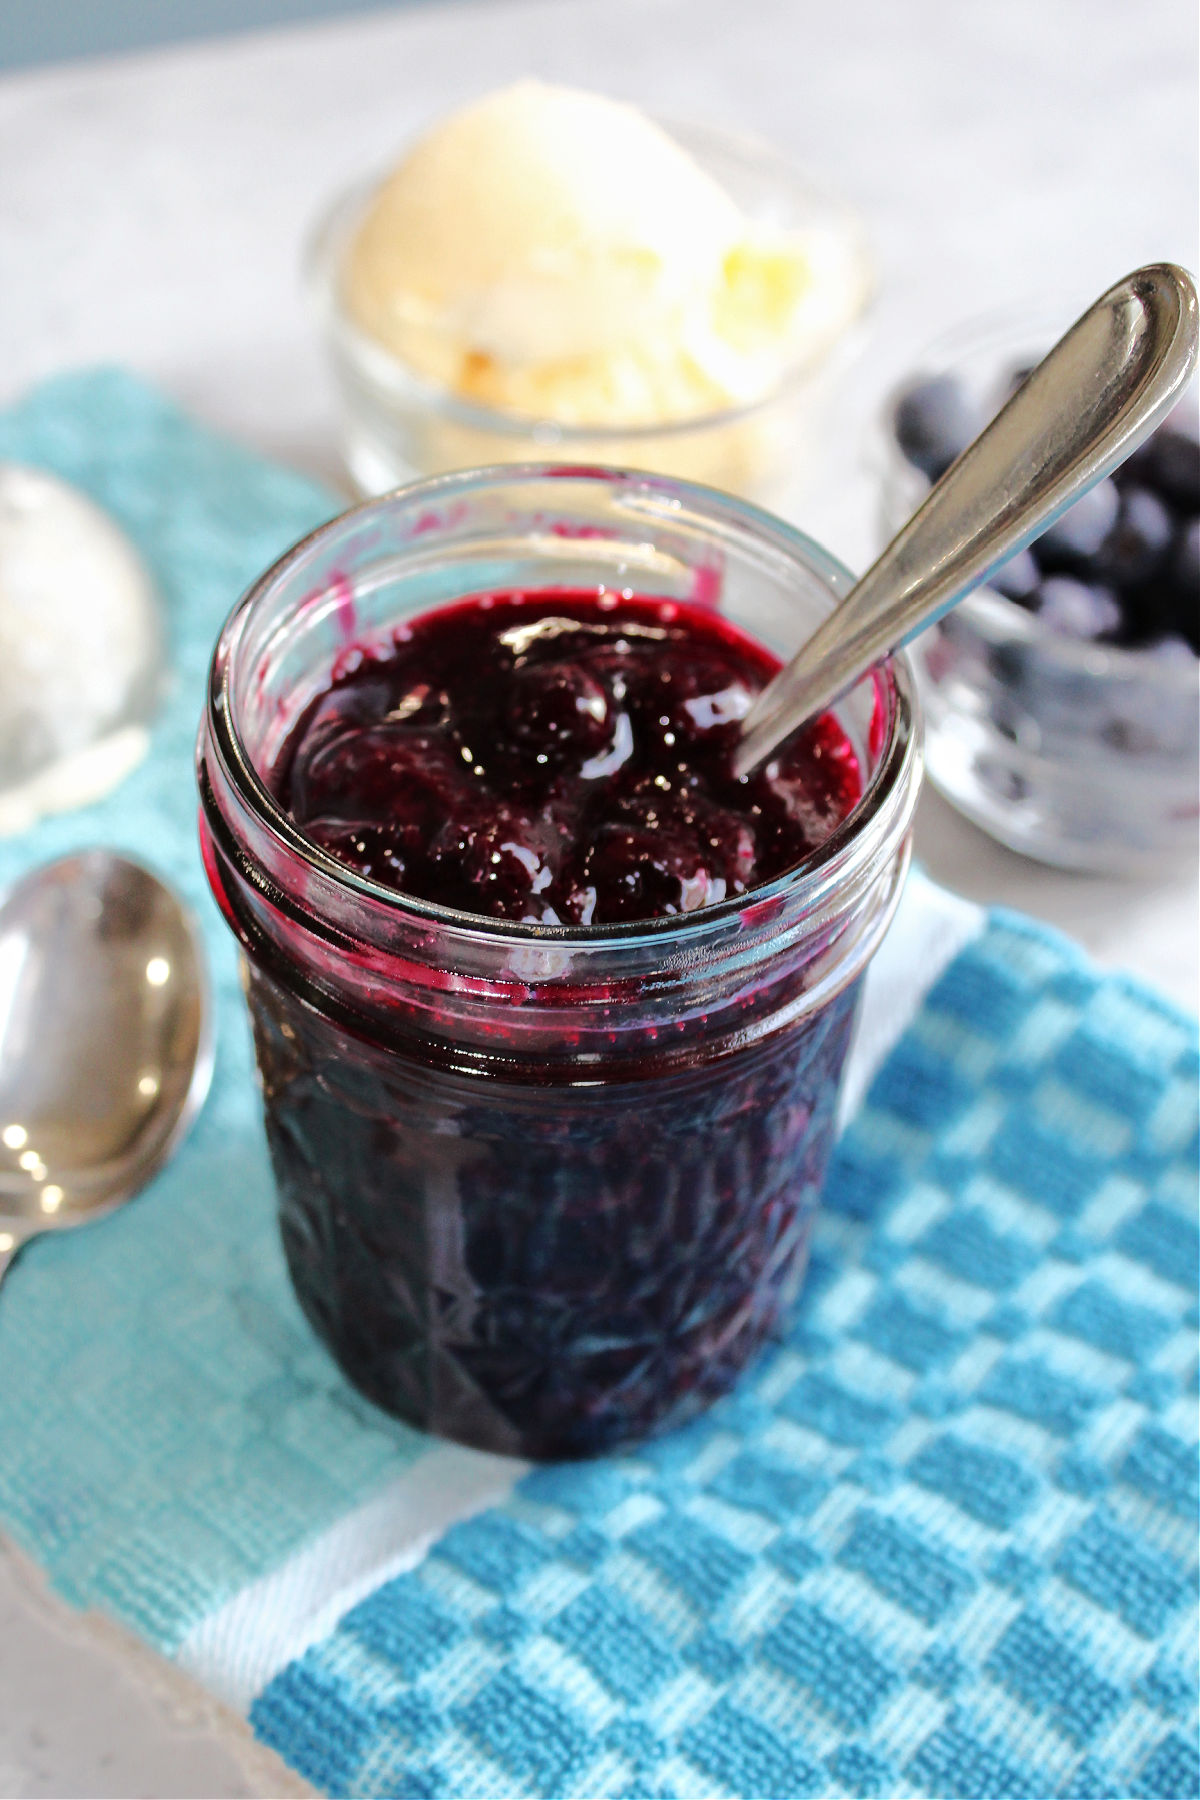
[205,462,921,948]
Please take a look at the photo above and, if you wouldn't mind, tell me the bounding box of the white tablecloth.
[0,1,1195,1789]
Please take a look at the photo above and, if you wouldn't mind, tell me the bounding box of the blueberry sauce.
[276,589,862,925]
[252,960,857,1459]
[240,590,870,1458]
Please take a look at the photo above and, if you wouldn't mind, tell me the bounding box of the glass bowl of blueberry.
[880,305,1198,873]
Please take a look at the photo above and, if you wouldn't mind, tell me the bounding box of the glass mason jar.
[197,467,921,1459]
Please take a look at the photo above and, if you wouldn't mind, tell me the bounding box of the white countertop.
[0,1,1196,1790]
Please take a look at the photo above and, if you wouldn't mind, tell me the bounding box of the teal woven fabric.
[251,914,1200,1800]
[0,370,429,1652]
[0,371,1196,1798]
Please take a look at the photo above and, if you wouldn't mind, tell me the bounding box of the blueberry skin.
[1096,485,1174,591]
[894,374,978,481]
[1035,575,1122,641]
[1168,517,1199,650]
[1033,479,1121,571]
[987,548,1040,605]
[1139,427,1200,514]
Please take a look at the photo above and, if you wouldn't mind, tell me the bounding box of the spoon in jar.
[733,262,1199,777]
[0,851,213,1289]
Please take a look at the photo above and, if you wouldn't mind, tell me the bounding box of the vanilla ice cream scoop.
[344,82,867,428]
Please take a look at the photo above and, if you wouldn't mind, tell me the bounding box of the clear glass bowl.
[877,305,1199,874]
[307,120,872,511]
[197,465,920,1457]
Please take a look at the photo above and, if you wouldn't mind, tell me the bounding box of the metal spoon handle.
[733,262,1199,777]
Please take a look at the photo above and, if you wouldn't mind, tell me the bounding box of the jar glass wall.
[198,467,920,1458]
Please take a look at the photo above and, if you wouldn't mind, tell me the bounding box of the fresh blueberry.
[893,374,978,481]
[1139,425,1200,514]
[1168,517,1199,650]
[1170,514,1199,592]
[987,548,1040,604]
[1035,576,1121,640]
[1032,480,1121,571]
[1112,583,1174,647]
[1096,485,1174,591]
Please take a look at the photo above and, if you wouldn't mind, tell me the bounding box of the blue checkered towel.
[0,372,1195,1800]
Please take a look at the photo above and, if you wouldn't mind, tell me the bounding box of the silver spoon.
[0,851,213,1288]
[734,262,1199,776]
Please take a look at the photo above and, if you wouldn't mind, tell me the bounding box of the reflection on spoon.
[0,852,212,1288]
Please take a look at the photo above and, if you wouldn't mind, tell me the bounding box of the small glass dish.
[306,120,872,511]
[877,306,1199,875]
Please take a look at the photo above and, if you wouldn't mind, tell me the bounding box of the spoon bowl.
[0,851,212,1284]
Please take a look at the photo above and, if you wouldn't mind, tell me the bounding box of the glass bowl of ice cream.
[307,82,872,509]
